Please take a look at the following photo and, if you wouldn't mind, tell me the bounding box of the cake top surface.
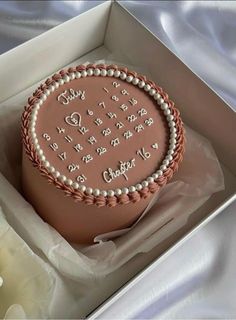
[22,64,184,206]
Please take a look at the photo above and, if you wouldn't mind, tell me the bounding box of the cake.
[21,63,184,243]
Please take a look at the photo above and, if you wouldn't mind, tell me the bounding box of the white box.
[0,1,235,318]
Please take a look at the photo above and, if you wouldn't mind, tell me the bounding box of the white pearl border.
[29,67,177,197]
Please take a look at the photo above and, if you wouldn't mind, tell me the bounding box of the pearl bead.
[170,132,177,139]
[138,80,145,88]
[136,184,143,191]
[80,185,86,192]
[160,165,167,171]
[167,149,174,155]
[162,159,169,166]
[72,182,79,189]
[38,148,43,154]
[86,187,93,195]
[114,70,120,77]
[81,70,87,77]
[87,68,93,76]
[164,109,171,116]
[58,79,64,85]
[157,170,163,176]
[120,72,127,80]
[147,176,154,183]
[41,94,47,101]
[122,187,129,194]
[93,189,100,196]
[154,93,161,100]
[44,161,50,168]
[75,72,81,78]
[108,190,115,197]
[166,155,173,161]
[101,69,107,76]
[70,73,75,80]
[40,155,46,162]
[167,115,174,121]
[157,97,164,104]
[144,84,151,91]
[107,69,114,76]
[126,75,133,82]
[101,190,108,197]
[49,85,55,93]
[149,88,156,96]
[132,78,139,85]
[63,75,70,83]
[53,171,60,178]
[94,68,100,76]
[152,173,158,179]
[168,120,176,128]
[115,188,122,196]
[129,186,136,193]
[142,180,149,187]
[170,127,177,133]
[161,103,168,110]
[169,138,176,144]
[65,179,73,186]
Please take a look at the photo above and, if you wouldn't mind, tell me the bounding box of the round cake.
[21,63,184,243]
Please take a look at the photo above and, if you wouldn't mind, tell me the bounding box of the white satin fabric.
[0,1,235,319]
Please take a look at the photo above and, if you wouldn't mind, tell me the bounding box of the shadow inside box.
[0,106,23,190]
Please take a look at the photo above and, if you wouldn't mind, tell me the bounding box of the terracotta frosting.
[21,64,185,208]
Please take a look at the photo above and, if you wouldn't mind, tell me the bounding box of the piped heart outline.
[65,112,82,127]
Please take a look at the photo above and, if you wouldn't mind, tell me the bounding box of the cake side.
[21,63,185,208]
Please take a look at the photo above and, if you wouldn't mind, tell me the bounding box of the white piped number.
[134,124,144,133]
[58,152,66,161]
[68,163,79,173]
[111,138,120,147]
[56,127,65,134]
[112,81,120,88]
[121,89,129,95]
[76,174,87,183]
[138,108,147,116]
[82,154,93,164]
[123,130,133,139]
[96,147,107,156]
[144,118,154,126]
[120,104,128,112]
[94,118,103,126]
[107,112,117,119]
[102,128,111,136]
[136,148,151,160]
[43,133,51,141]
[111,95,119,102]
[116,121,124,129]
[129,98,137,106]
[49,143,58,151]
[127,114,137,122]
[87,109,94,116]
[78,126,89,135]
[87,136,97,145]
[64,135,73,143]
[98,101,106,109]
[74,144,83,152]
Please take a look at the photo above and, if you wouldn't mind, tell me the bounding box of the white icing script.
[57,89,85,105]
[102,158,136,183]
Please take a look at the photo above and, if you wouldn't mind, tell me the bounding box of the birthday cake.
[21,63,184,243]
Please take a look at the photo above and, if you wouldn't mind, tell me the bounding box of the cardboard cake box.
[0,1,235,318]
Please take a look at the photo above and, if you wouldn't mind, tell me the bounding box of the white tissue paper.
[0,59,224,318]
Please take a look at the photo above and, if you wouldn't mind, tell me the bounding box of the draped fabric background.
[0,1,235,318]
